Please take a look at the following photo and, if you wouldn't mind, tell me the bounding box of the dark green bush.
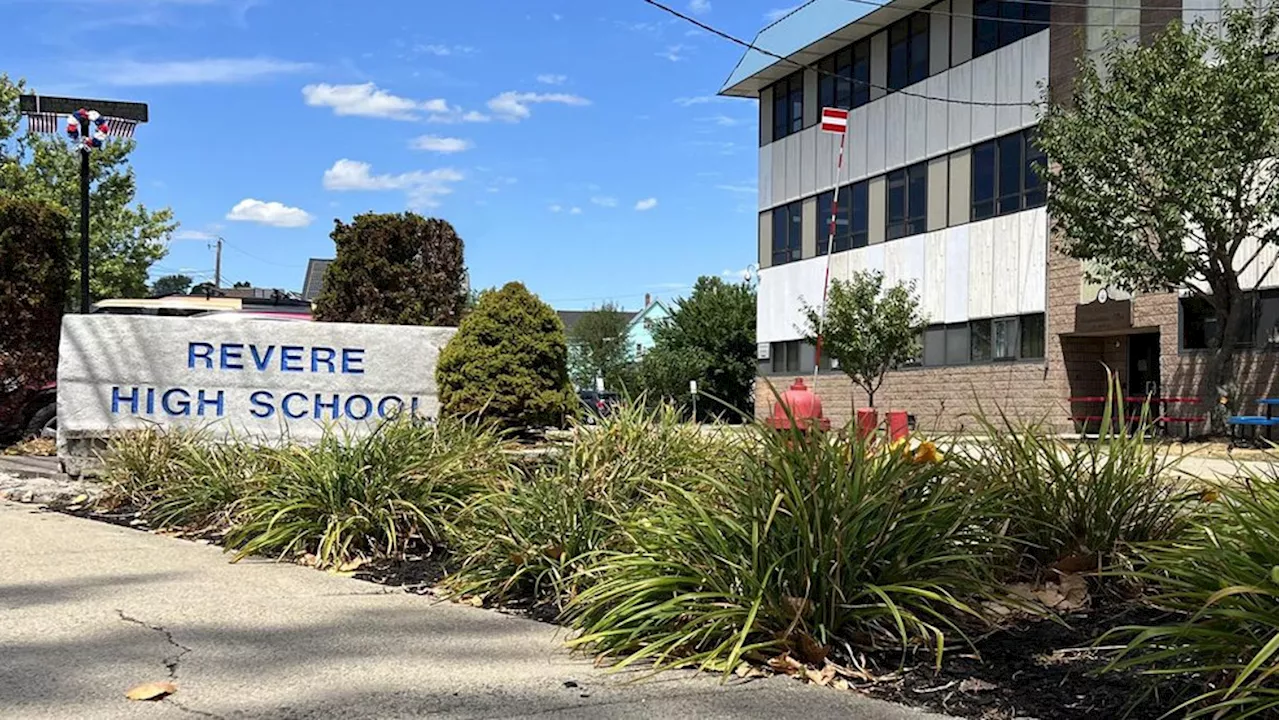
[0,197,69,390]
[436,282,575,431]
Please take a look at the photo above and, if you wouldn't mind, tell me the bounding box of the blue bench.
[1227,399,1278,446]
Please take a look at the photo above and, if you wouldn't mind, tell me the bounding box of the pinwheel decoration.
[64,108,110,149]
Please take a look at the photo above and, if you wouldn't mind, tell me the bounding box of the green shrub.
[224,418,506,568]
[564,426,1006,673]
[446,401,732,612]
[101,427,200,510]
[962,384,1188,578]
[436,282,575,431]
[1104,463,1279,719]
[0,197,69,392]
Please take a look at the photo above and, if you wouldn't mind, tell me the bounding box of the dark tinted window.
[974,0,1000,56]
[1024,130,1047,207]
[945,323,970,365]
[973,0,1051,59]
[771,340,801,373]
[971,141,996,220]
[887,162,928,240]
[852,41,871,107]
[971,128,1046,221]
[888,14,929,91]
[1019,313,1045,359]
[770,72,805,141]
[993,317,1018,359]
[971,320,992,362]
[818,180,870,255]
[923,325,946,366]
[772,202,803,266]
[817,40,872,111]
[997,133,1023,214]
[849,180,869,248]
[1256,290,1279,347]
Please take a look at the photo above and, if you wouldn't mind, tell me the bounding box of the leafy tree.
[1036,10,1278,423]
[233,280,251,288]
[191,281,218,296]
[0,198,69,391]
[313,211,467,326]
[150,274,192,296]
[0,75,174,307]
[799,270,925,410]
[567,302,635,390]
[638,276,755,421]
[436,282,575,430]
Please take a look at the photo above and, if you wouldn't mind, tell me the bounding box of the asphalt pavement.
[0,500,943,720]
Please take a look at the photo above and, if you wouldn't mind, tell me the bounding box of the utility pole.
[18,94,149,313]
[214,237,223,290]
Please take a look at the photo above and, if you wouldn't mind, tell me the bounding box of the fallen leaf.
[1033,585,1064,608]
[1051,552,1097,574]
[959,677,998,693]
[466,595,484,607]
[542,544,564,561]
[792,632,830,665]
[1056,573,1089,611]
[336,558,365,573]
[832,678,850,691]
[766,653,804,676]
[125,681,176,701]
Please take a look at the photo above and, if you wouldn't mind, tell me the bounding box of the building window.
[923,325,947,366]
[1020,313,1045,359]
[971,320,992,362]
[771,340,800,373]
[818,39,872,110]
[817,180,869,254]
[973,0,1050,58]
[1180,290,1279,350]
[771,71,804,142]
[887,162,928,240]
[918,313,1046,366]
[992,317,1018,359]
[945,323,970,365]
[971,128,1047,221]
[771,201,803,266]
[888,13,930,91]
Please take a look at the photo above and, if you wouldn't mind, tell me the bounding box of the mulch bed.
[852,601,1180,720]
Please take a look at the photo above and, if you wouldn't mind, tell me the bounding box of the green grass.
[562,424,1007,674]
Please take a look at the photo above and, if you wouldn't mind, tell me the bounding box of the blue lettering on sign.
[145,387,156,414]
[311,347,336,373]
[314,393,340,420]
[342,348,365,374]
[282,392,308,419]
[249,391,275,418]
[280,346,304,372]
[111,386,139,414]
[188,342,214,369]
[161,388,191,416]
[196,390,225,417]
[377,395,403,418]
[250,344,275,371]
[220,343,244,370]
[344,394,373,421]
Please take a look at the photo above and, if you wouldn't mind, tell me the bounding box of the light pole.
[19,94,149,313]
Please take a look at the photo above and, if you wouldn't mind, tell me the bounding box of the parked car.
[577,390,621,423]
[0,378,56,442]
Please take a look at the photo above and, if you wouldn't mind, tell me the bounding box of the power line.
[644,0,1034,107]
[219,237,305,269]
[842,0,1226,27]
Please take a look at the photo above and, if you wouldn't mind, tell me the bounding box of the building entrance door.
[1127,333,1161,420]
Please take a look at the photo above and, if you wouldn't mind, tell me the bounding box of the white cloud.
[172,229,217,241]
[322,159,463,209]
[674,95,728,107]
[410,135,473,153]
[225,198,313,228]
[424,100,491,124]
[689,0,711,14]
[764,5,800,22]
[569,207,583,215]
[414,43,475,56]
[590,196,618,208]
[302,82,421,120]
[103,57,311,86]
[536,73,567,85]
[548,204,563,213]
[715,183,757,194]
[486,91,590,121]
[634,198,658,211]
[656,44,687,62]
[701,114,742,127]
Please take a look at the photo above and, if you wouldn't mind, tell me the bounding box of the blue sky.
[4,0,801,310]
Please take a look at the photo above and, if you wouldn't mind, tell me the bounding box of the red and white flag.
[820,107,848,134]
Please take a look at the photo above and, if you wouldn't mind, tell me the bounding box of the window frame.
[771,201,803,266]
[992,316,1019,360]
[972,0,1051,60]
[887,13,930,91]
[770,71,805,142]
[970,128,1047,222]
[817,180,869,255]
[770,340,802,373]
[887,162,928,240]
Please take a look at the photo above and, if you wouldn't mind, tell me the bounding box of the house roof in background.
[302,258,332,302]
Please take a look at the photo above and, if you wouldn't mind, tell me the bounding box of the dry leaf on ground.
[766,653,804,676]
[125,681,176,701]
[959,677,998,693]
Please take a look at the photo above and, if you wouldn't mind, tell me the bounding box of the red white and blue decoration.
[64,108,111,150]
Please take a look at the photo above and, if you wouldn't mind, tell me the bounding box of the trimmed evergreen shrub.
[435,282,575,430]
[0,197,69,388]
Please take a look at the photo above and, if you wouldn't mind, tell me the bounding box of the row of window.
[1180,291,1279,351]
[775,128,1046,265]
[769,1,1049,142]
[766,313,1046,374]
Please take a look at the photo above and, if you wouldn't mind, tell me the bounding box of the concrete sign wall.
[57,315,456,473]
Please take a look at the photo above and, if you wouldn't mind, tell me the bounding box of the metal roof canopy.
[719,0,938,98]
[19,94,149,122]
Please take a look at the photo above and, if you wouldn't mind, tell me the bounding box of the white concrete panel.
[846,245,868,281]
[925,74,949,158]
[944,226,970,323]
[899,233,927,294]
[923,230,947,324]
[995,42,1023,136]
[829,250,851,288]
[758,145,772,211]
[1234,233,1279,290]
[884,92,907,171]
[865,101,887,177]
[969,52,997,144]
[756,257,830,342]
[771,141,787,207]
[904,90,929,165]
[883,238,906,290]
[991,214,1020,316]
[863,243,886,277]
[968,219,994,319]
[799,127,817,199]
[849,106,869,181]
[784,133,802,202]
[815,127,836,190]
[1021,30,1049,127]
[946,62,972,151]
[1017,207,1048,313]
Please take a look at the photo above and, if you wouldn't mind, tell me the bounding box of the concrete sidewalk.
[0,501,941,720]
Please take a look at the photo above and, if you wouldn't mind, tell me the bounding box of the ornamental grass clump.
[445,401,732,612]
[225,417,508,569]
[962,380,1189,578]
[1104,462,1278,720]
[564,424,1006,673]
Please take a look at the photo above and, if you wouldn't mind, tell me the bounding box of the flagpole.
[813,114,849,388]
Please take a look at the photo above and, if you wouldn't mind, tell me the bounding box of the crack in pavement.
[115,609,226,719]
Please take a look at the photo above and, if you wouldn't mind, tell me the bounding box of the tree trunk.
[1204,286,1252,434]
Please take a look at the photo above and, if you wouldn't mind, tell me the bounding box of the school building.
[721,0,1278,432]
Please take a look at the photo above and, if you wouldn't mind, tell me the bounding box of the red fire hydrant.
[767,378,831,433]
